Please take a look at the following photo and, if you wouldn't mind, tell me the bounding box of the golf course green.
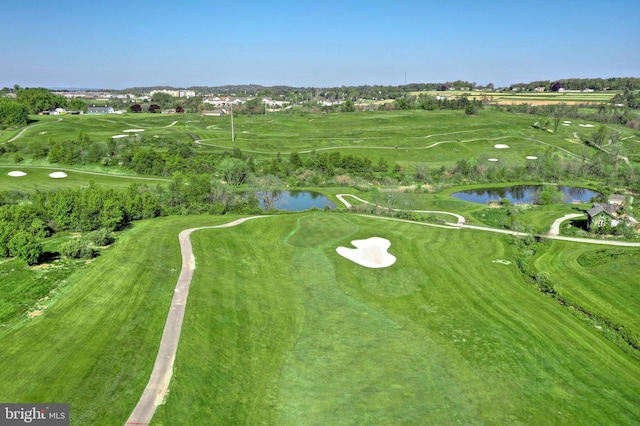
[1,108,639,425]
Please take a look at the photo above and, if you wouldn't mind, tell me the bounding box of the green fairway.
[1,108,639,425]
[0,165,168,191]
[3,109,627,177]
[149,214,640,425]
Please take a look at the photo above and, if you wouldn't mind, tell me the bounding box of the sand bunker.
[336,237,396,268]
[579,124,594,128]
[123,129,145,132]
[488,158,499,162]
[494,144,510,149]
[526,156,538,160]
[112,134,129,138]
[8,171,27,177]
[563,121,572,124]
[49,172,68,178]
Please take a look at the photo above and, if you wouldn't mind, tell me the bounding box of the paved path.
[6,118,62,143]
[125,216,268,426]
[548,213,585,236]
[336,194,640,247]
[336,193,466,226]
[126,203,640,425]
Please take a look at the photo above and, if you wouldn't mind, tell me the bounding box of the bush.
[7,231,43,265]
[59,238,97,259]
[86,229,114,246]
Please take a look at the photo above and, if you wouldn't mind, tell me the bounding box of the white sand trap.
[579,124,594,128]
[563,121,571,124]
[494,144,510,149]
[112,134,129,138]
[488,158,499,162]
[123,129,145,132]
[49,171,68,178]
[563,123,570,126]
[8,171,27,177]
[336,237,396,268]
[526,156,538,160]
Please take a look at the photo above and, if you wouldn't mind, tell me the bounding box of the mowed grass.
[0,165,169,191]
[535,243,640,348]
[0,215,234,425]
[3,110,637,178]
[153,213,640,425]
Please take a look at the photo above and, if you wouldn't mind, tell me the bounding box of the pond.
[256,190,335,211]
[451,185,601,205]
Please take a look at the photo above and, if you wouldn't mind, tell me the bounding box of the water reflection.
[255,190,335,211]
[451,185,600,204]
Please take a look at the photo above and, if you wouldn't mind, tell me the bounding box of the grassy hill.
[0,109,639,425]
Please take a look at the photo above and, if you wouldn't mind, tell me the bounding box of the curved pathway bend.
[127,202,640,424]
[336,194,640,247]
[549,213,585,236]
[125,216,269,426]
[336,193,466,226]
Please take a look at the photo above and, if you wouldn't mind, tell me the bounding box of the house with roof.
[587,204,618,229]
[608,194,632,206]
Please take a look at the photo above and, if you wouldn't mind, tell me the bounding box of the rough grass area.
[535,243,640,353]
[152,213,640,425]
[0,215,230,425]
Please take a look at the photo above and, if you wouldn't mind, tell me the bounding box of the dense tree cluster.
[16,88,67,114]
[0,99,29,129]
[508,77,640,92]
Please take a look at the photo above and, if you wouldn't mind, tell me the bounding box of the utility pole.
[230,103,235,142]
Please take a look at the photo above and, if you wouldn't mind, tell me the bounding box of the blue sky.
[2,0,638,89]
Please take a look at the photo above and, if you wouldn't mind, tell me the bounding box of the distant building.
[87,106,114,114]
[150,89,196,98]
[608,194,632,206]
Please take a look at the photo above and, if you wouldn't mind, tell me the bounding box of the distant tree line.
[508,77,640,92]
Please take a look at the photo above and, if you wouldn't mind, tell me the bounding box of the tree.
[7,231,43,265]
[537,185,564,205]
[148,104,161,113]
[59,238,97,259]
[464,104,476,115]
[150,92,175,109]
[0,99,29,129]
[252,174,283,211]
[289,151,303,168]
[16,87,66,113]
[68,98,86,112]
[130,104,142,113]
[341,99,355,112]
[218,158,250,186]
[175,105,185,113]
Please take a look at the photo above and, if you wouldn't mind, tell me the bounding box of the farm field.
[407,90,621,105]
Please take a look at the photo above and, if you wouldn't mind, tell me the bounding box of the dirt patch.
[28,309,44,318]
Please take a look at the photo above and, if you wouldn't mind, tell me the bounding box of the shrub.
[8,231,43,265]
[86,229,115,246]
[59,238,97,259]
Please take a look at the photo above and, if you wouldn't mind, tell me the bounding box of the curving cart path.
[126,200,640,424]
[335,194,640,247]
[336,193,466,226]
[125,216,269,426]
